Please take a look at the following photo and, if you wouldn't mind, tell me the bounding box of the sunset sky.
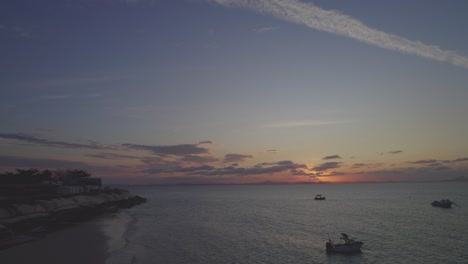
[1,0,467,184]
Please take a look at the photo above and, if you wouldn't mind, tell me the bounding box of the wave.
[100,211,138,264]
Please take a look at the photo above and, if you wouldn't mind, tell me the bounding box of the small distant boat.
[326,233,363,253]
[431,199,459,208]
[314,194,325,200]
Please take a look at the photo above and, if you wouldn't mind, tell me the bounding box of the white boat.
[326,233,363,253]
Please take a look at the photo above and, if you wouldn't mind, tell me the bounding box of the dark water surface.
[105,182,468,264]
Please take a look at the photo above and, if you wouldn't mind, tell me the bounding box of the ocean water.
[102,182,468,264]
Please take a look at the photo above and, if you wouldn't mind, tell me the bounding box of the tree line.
[0,168,92,185]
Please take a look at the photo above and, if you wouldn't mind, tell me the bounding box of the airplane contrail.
[210,0,468,69]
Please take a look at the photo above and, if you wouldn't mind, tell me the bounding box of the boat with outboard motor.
[431,199,459,208]
[314,194,325,200]
[326,233,363,253]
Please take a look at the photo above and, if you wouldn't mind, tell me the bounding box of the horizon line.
[107,178,467,186]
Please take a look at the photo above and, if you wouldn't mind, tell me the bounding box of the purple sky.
[1,0,467,184]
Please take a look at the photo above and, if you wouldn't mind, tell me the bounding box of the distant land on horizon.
[108,176,468,187]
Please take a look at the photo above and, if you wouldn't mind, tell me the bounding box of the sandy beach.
[0,221,108,264]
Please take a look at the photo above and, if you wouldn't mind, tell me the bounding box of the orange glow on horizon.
[316,176,340,183]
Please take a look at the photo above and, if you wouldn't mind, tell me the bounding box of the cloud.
[433,165,451,171]
[452,157,468,163]
[210,0,468,69]
[141,159,311,178]
[351,163,366,169]
[357,165,468,181]
[199,141,214,144]
[139,156,168,166]
[85,152,140,160]
[123,143,210,156]
[0,133,115,150]
[182,155,219,164]
[141,160,461,182]
[222,153,254,163]
[411,157,468,165]
[253,160,296,167]
[312,161,342,171]
[380,150,403,155]
[173,165,215,173]
[265,120,351,128]
[350,163,384,169]
[290,169,320,177]
[409,159,440,165]
[0,155,88,169]
[327,171,347,176]
[203,160,308,176]
[143,165,215,174]
[258,149,279,155]
[322,155,341,160]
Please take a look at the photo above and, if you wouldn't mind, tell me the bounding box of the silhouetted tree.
[0,168,93,185]
[68,169,91,178]
[53,169,92,185]
[16,168,41,184]
[38,169,55,184]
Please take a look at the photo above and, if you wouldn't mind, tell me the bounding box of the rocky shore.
[0,188,146,250]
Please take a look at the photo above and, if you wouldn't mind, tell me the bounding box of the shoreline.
[103,211,140,264]
[0,219,109,264]
[100,211,134,264]
[0,187,146,264]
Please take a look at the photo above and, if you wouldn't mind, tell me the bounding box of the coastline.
[0,186,146,264]
[0,219,108,264]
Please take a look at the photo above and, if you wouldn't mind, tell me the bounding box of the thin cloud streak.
[0,133,116,150]
[312,161,342,171]
[265,120,351,128]
[222,153,254,163]
[210,0,468,69]
[0,155,88,169]
[123,143,210,156]
[322,155,341,160]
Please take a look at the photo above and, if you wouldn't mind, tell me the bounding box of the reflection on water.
[106,182,468,264]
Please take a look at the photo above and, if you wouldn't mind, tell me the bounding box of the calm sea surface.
[103,182,468,264]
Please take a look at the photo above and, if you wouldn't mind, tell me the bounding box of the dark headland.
[0,168,146,252]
